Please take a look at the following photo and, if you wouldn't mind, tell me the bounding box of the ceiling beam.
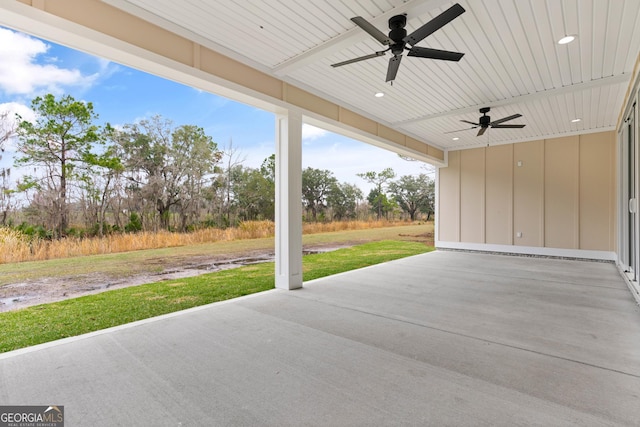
[271,0,450,75]
[394,74,631,125]
[445,126,617,151]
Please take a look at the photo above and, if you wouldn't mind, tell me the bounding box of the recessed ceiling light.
[452,137,460,141]
[374,92,385,98]
[571,118,582,123]
[558,35,576,45]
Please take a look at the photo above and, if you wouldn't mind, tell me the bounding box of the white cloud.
[242,140,275,169]
[302,124,328,141]
[0,101,35,122]
[0,28,97,96]
[302,137,433,193]
[94,57,120,81]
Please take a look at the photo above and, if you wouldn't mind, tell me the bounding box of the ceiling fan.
[331,3,466,83]
[447,107,526,136]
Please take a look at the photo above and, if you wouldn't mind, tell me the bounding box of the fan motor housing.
[389,28,407,42]
[388,14,407,30]
[479,107,491,126]
[388,14,407,47]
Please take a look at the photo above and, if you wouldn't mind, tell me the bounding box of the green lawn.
[0,240,432,353]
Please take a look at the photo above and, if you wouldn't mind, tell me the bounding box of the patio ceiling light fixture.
[571,118,582,123]
[375,92,385,97]
[452,137,459,140]
[558,35,576,44]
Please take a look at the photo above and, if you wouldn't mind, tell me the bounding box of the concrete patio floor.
[1,250,640,426]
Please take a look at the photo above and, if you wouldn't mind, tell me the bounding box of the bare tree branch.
[0,110,16,152]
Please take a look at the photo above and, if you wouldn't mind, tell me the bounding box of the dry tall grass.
[0,220,409,264]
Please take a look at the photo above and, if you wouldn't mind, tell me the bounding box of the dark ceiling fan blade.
[403,3,465,46]
[461,119,480,126]
[331,50,387,67]
[477,127,488,136]
[386,55,402,82]
[407,46,464,61]
[351,16,391,45]
[444,127,476,134]
[491,124,526,129]
[490,113,522,126]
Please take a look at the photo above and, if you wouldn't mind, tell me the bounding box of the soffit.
[104,0,640,150]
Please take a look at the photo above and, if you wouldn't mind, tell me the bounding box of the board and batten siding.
[437,131,616,253]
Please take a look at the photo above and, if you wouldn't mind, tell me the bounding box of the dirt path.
[0,228,433,312]
[0,243,350,312]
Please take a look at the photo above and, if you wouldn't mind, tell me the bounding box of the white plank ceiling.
[105,0,640,151]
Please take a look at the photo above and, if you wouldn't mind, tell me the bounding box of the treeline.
[0,94,434,239]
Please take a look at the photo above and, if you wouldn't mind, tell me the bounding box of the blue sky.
[0,26,431,192]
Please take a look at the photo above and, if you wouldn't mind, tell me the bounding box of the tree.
[388,174,433,221]
[302,167,337,221]
[0,110,15,151]
[77,137,124,236]
[0,110,16,224]
[327,182,363,220]
[0,166,16,225]
[113,116,171,230]
[357,168,396,220]
[15,94,102,237]
[366,189,396,219]
[260,154,275,182]
[232,166,274,220]
[173,125,222,230]
[115,116,221,231]
[423,177,435,220]
[219,139,246,226]
[258,154,276,220]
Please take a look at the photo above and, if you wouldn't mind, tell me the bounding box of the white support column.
[275,110,303,290]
